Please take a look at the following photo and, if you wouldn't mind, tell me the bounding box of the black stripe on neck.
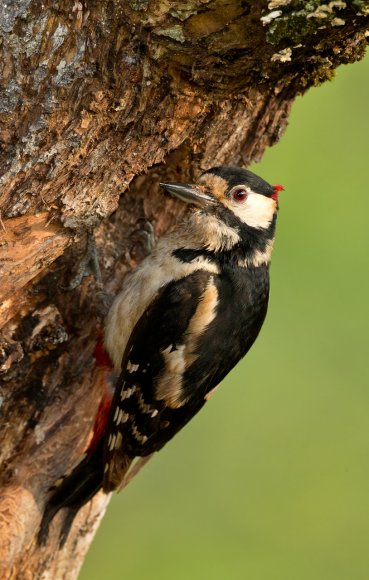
[214,206,277,253]
[174,212,276,268]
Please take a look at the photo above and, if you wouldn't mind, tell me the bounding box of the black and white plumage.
[39,166,282,543]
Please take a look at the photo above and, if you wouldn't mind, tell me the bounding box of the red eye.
[232,189,248,202]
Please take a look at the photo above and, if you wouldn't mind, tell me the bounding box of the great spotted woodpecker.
[38,166,284,544]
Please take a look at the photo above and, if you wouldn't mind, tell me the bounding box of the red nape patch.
[273,184,285,192]
[94,330,113,369]
[272,183,285,202]
[87,387,114,455]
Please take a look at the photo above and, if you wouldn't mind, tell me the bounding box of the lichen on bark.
[263,1,369,46]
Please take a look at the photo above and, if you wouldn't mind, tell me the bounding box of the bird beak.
[160,182,214,207]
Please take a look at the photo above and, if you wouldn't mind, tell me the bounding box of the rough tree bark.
[0,0,368,577]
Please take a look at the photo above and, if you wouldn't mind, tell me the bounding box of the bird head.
[161,166,283,255]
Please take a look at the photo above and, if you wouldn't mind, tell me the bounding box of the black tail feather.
[38,440,104,546]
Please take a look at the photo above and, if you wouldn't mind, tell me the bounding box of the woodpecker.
[38,166,284,544]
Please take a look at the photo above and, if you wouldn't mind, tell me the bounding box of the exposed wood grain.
[0,214,71,323]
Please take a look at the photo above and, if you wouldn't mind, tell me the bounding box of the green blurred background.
[81,53,369,580]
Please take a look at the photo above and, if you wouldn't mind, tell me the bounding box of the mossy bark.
[0,1,368,577]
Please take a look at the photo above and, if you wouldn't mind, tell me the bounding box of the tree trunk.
[1,1,368,577]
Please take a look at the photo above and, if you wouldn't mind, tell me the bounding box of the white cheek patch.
[232,192,275,230]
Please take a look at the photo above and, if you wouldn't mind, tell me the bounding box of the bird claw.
[65,232,102,291]
[129,218,155,262]
[62,232,112,318]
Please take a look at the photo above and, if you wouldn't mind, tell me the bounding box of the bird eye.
[232,188,248,202]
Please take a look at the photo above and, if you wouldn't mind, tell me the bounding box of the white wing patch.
[155,278,218,408]
[136,391,158,416]
[114,431,123,449]
[108,433,117,451]
[113,407,129,425]
[127,361,139,373]
[131,422,148,444]
[121,385,136,400]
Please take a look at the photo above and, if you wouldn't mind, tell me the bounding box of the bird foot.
[66,232,102,291]
[64,232,112,319]
[129,218,155,263]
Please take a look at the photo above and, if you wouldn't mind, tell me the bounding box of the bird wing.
[102,268,222,490]
[103,263,269,491]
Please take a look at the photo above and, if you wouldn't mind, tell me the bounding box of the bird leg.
[64,231,113,319]
[128,218,155,263]
[67,231,102,291]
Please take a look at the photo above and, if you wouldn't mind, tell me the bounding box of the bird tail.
[37,440,105,547]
